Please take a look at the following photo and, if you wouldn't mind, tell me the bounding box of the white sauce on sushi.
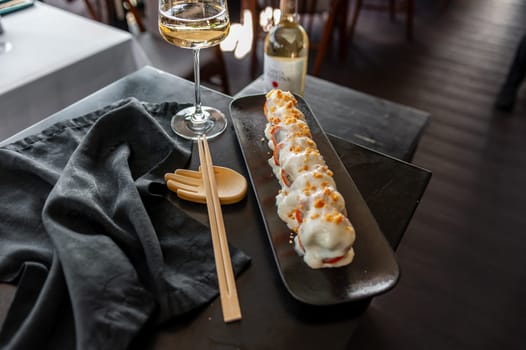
[263,89,356,269]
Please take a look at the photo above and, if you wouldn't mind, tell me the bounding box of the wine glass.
[159,0,230,140]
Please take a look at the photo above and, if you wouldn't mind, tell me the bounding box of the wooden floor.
[331,1,526,349]
[225,0,526,349]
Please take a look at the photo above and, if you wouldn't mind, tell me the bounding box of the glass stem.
[192,48,205,123]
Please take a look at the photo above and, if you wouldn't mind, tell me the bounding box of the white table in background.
[0,2,149,141]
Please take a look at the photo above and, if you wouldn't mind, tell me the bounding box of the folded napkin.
[0,99,251,349]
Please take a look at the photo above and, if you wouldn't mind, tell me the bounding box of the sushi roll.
[263,89,356,269]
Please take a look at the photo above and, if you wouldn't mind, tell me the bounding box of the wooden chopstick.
[197,135,242,323]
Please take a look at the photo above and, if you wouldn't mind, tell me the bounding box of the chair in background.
[310,0,349,76]
[347,0,415,42]
[81,0,139,29]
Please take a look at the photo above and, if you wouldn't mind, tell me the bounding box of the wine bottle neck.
[279,0,298,23]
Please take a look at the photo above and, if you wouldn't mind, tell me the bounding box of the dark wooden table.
[0,66,431,349]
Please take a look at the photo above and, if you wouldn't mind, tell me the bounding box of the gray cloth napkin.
[0,98,251,349]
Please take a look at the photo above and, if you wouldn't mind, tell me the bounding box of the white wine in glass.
[159,0,230,140]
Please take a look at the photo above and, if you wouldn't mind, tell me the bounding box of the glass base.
[170,105,227,140]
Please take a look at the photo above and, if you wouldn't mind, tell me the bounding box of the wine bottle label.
[263,54,307,95]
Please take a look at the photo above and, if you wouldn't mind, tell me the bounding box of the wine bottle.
[263,0,309,96]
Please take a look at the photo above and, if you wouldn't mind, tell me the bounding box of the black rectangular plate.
[229,94,400,305]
